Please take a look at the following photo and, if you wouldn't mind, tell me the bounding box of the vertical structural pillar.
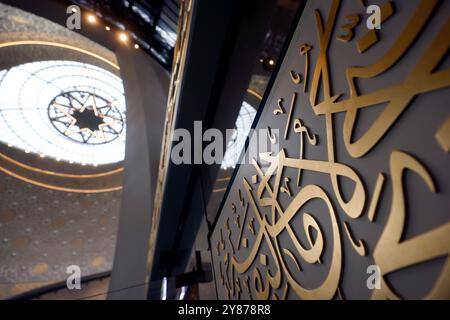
[146,0,278,299]
[108,47,169,299]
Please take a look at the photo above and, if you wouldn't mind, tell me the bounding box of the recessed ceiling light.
[118,32,128,42]
[134,43,139,49]
[105,26,111,31]
[87,14,97,24]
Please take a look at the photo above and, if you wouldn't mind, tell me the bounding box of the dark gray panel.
[211,0,450,300]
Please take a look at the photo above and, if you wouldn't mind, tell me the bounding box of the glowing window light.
[0,60,126,165]
[221,101,257,169]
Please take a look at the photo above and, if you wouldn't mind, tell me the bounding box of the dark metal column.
[146,0,278,298]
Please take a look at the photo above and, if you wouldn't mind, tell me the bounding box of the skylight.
[0,60,126,165]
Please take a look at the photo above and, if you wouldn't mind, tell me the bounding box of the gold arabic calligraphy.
[213,0,450,300]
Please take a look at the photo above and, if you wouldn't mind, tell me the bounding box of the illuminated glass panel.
[0,60,126,165]
[221,101,257,169]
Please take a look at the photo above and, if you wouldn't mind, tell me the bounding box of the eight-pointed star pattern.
[50,92,124,144]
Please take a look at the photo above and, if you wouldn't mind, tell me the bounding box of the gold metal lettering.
[337,14,361,43]
[435,117,450,153]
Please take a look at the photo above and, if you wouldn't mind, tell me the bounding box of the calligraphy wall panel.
[210,0,450,300]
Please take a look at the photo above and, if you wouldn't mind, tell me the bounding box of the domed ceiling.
[0,2,125,299]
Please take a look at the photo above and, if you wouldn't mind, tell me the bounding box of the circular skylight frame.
[0,60,126,166]
[47,90,125,145]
